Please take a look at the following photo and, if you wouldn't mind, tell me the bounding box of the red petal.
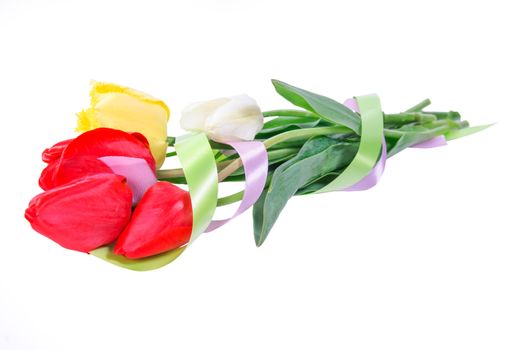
[42,139,73,163]
[39,156,114,190]
[114,182,192,259]
[61,128,156,172]
[25,174,132,253]
[129,132,150,148]
[39,161,59,190]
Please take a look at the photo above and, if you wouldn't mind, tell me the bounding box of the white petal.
[205,94,263,141]
[180,97,229,131]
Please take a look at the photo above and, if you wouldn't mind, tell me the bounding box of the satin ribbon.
[205,141,268,232]
[175,133,218,243]
[98,156,157,204]
[411,136,447,148]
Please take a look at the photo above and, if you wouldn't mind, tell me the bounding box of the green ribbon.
[175,133,218,243]
[315,94,383,193]
[90,245,186,272]
[91,132,218,271]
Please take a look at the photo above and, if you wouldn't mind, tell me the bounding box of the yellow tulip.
[76,82,170,167]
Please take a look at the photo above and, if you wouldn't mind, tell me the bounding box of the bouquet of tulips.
[25,80,489,270]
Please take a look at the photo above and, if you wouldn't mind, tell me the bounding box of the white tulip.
[180,94,264,142]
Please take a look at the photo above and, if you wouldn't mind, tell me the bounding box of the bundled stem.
[158,99,468,192]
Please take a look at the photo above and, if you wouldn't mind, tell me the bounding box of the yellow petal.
[76,82,170,167]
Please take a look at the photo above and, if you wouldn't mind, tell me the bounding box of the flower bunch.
[25,80,490,270]
[26,85,192,260]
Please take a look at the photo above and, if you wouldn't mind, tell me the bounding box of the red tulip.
[39,128,156,190]
[25,174,133,253]
[114,181,193,259]
[41,139,73,163]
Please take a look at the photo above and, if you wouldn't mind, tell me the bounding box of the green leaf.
[271,79,361,134]
[295,172,341,195]
[259,116,321,134]
[253,136,359,246]
[445,123,494,140]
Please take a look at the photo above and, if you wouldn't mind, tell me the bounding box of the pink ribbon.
[205,141,268,232]
[411,135,447,148]
[98,156,157,204]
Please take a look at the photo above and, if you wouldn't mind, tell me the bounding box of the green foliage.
[271,79,361,133]
[253,137,358,246]
[259,116,321,135]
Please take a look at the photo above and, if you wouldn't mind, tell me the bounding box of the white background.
[1,0,522,349]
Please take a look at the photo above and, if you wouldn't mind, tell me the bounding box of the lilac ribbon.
[341,98,446,192]
[99,156,157,204]
[205,141,268,232]
[411,135,447,148]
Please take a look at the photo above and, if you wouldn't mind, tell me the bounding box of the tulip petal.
[41,139,73,163]
[114,182,192,259]
[180,94,264,142]
[39,156,114,190]
[25,174,133,253]
[38,160,59,190]
[180,97,229,131]
[61,128,156,172]
[129,132,150,148]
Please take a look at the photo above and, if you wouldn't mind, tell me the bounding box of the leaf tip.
[254,234,266,247]
[271,79,283,87]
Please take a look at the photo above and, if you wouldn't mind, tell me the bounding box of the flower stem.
[263,126,352,148]
[384,112,437,124]
[217,191,244,206]
[404,98,431,112]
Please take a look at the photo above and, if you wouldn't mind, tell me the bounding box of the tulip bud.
[25,174,133,253]
[180,94,264,142]
[114,181,192,259]
[76,82,169,167]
